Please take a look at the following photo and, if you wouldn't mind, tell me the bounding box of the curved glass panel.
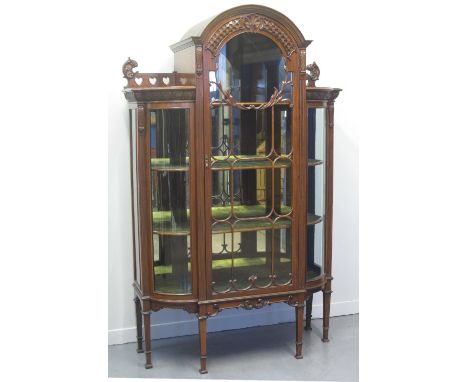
[306,107,326,281]
[130,109,141,286]
[306,222,324,280]
[150,109,192,293]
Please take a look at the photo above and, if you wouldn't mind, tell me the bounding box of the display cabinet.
[122,5,341,373]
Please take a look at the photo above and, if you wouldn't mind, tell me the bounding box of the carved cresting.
[306,62,320,87]
[122,57,138,79]
[206,14,296,57]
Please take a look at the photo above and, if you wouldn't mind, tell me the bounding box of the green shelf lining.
[154,256,291,275]
[152,207,321,235]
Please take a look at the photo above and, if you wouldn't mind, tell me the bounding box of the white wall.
[108,0,359,345]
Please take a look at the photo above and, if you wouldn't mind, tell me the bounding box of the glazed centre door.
[205,32,296,297]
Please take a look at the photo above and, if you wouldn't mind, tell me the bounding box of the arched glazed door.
[204,32,299,298]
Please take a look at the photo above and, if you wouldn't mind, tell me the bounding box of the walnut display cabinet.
[122,5,341,373]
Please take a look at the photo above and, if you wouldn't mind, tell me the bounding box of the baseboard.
[108,299,358,346]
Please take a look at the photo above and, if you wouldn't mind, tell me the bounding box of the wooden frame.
[122,5,341,373]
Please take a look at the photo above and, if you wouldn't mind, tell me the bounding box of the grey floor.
[109,314,358,381]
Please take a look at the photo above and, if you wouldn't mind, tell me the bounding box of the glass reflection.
[306,222,323,280]
[274,219,292,284]
[150,109,192,294]
[214,33,286,103]
[307,108,326,161]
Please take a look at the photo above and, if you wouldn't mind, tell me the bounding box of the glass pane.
[211,170,234,221]
[274,105,292,155]
[211,168,273,220]
[274,162,293,215]
[151,109,189,170]
[306,107,326,281]
[274,218,292,284]
[306,221,324,280]
[131,109,141,286]
[150,109,191,294]
[153,234,191,293]
[216,33,285,103]
[232,108,271,157]
[152,171,190,233]
[233,228,271,289]
[308,108,326,161]
[233,168,272,218]
[307,165,324,217]
[211,104,231,158]
[212,222,233,293]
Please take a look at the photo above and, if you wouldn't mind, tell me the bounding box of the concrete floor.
[108,314,358,380]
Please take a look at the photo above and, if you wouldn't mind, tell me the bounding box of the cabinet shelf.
[307,214,322,225]
[155,256,291,276]
[153,208,320,235]
[211,155,292,170]
[308,159,323,166]
[151,155,295,171]
[151,158,189,172]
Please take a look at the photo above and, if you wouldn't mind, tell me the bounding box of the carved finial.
[122,57,138,79]
[306,61,320,87]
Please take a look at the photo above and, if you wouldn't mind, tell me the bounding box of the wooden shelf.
[308,159,323,166]
[307,214,322,225]
[154,256,291,276]
[153,208,320,235]
[211,155,292,170]
[151,158,189,172]
[151,156,295,171]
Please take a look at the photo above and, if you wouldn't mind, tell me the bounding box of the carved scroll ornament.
[122,57,138,79]
[306,62,320,87]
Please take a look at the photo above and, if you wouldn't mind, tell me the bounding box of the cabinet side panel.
[174,46,195,73]
[130,107,142,288]
[305,106,326,282]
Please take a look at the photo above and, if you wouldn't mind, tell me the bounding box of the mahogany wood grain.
[122,4,341,372]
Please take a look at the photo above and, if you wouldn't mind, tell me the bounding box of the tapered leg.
[198,316,208,374]
[143,312,153,369]
[295,304,304,359]
[322,288,332,342]
[134,296,144,353]
[305,295,313,331]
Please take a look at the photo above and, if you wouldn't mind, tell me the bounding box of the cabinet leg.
[322,287,332,342]
[295,304,304,359]
[305,295,313,331]
[143,312,153,369]
[198,316,208,374]
[134,296,144,353]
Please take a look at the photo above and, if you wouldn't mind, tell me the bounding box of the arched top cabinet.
[122,4,341,373]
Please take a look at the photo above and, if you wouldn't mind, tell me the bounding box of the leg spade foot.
[134,296,144,353]
[304,295,313,331]
[295,304,304,359]
[198,315,208,374]
[143,312,153,369]
[322,287,332,342]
